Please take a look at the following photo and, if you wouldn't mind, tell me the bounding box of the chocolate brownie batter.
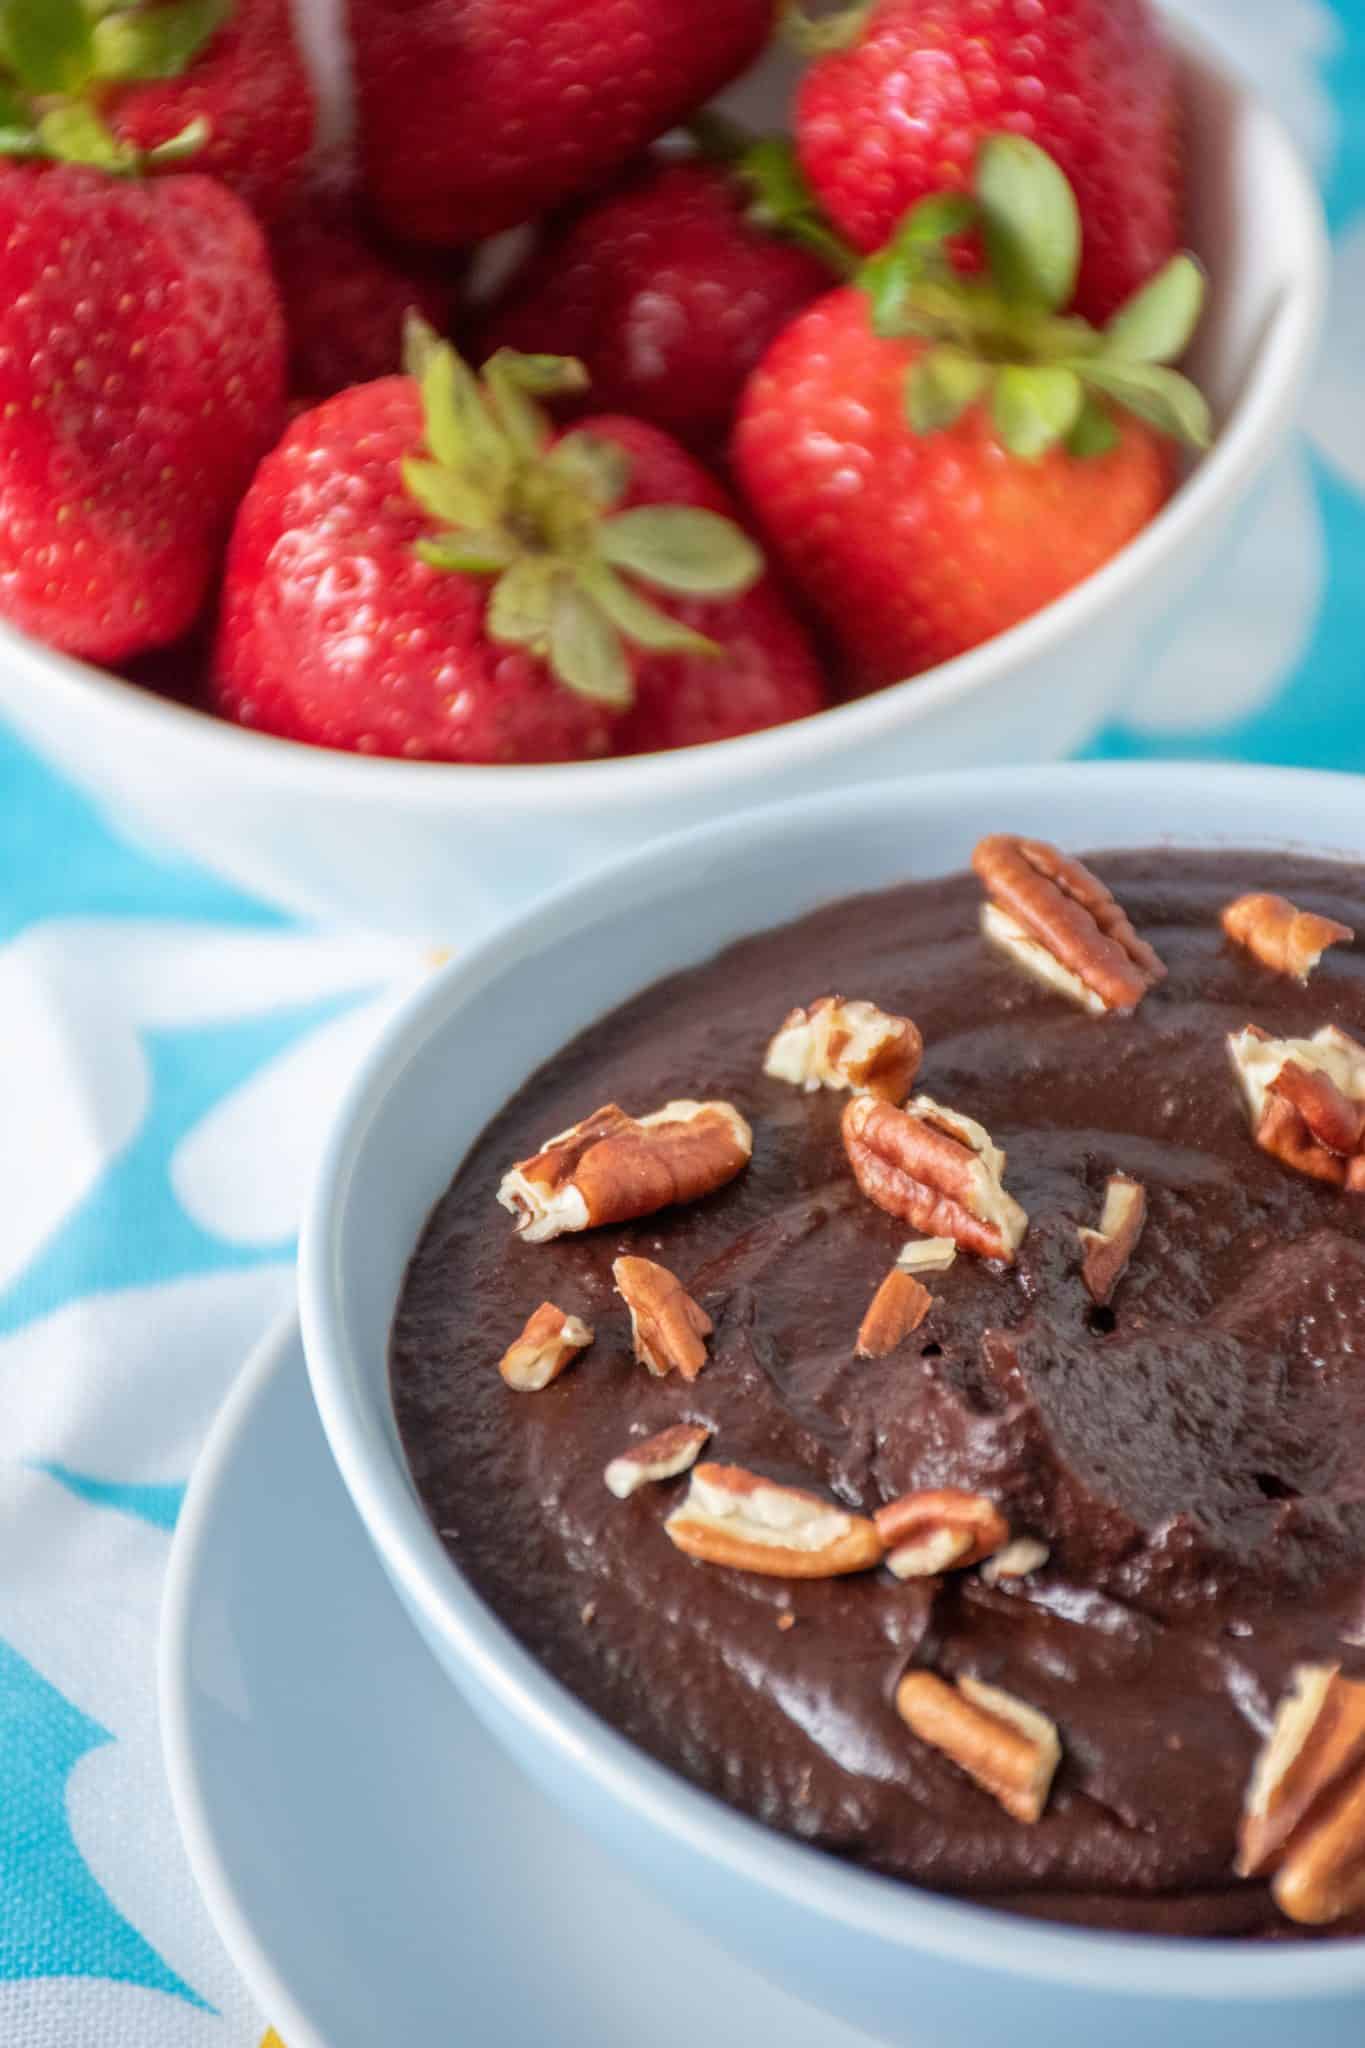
[390,849,1365,1936]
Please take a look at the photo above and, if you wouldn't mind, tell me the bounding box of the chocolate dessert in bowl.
[301,765,1365,2047]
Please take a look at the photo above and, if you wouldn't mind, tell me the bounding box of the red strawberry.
[105,0,317,221]
[268,183,463,400]
[733,141,1206,691]
[480,151,839,462]
[211,338,825,763]
[585,418,827,753]
[348,0,776,246]
[0,0,316,221]
[791,0,1180,323]
[0,163,286,663]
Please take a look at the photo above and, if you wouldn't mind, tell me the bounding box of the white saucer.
[160,1316,882,2048]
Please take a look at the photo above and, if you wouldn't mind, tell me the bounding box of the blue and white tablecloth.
[1,6,1364,2042]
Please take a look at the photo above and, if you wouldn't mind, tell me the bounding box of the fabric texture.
[0,2,1363,2038]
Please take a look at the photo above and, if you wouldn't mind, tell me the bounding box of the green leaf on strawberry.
[781,0,877,57]
[415,530,521,575]
[597,507,761,597]
[992,364,1083,460]
[91,0,231,81]
[36,100,134,169]
[580,563,720,656]
[549,582,632,707]
[404,339,765,705]
[863,133,1212,460]
[976,135,1080,315]
[1066,395,1120,460]
[1078,360,1212,449]
[906,345,988,435]
[545,432,632,512]
[1100,253,1206,364]
[1,0,94,96]
[0,0,232,171]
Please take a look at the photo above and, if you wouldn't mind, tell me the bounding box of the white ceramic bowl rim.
[303,761,1365,2006]
[3,20,1327,814]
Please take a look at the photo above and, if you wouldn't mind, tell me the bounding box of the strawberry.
[790,0,1180,323]
[348,0,777,246]
[586,419,827,753]
[211,334,825,763]
[733,139,1208,692]
[0,0,315,220]
[268,182,463,401]
[0,162,286,663]
[480,146,842,462]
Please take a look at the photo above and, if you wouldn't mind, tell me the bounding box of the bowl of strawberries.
[0,0,1326,936]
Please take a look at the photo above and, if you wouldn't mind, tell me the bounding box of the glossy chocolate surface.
[392,850,1365,1935]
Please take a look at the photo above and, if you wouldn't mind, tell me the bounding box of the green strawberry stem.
[781,1,876,57]
[863,134,1212,460]
[0,0,229,172]
[401,321,764,709]
[686,112,857,277]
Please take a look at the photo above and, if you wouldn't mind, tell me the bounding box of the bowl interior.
[303,762,1365,2004]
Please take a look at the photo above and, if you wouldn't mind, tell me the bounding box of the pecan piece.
[665,1463,884,1578]
[1229,1025,1365,1189]
[498,1303,594,1392]
[1273,1060,1365,1157]
[897,1236,957,1274]
[980,1537,1051,1586]
[1078,1174,1147,1305]
[874,1488,1009,1580]
[843,1094,1028,1262]
[1237,1664,1365,1925]
[498,1098,752,1242]
[855,1268,932,1358]
[605,1422,711,1500]
[974,834,1165,1013]
[764,995,922,1103]
[613,1256,713,1380]
[1223,893,1354,982]
[895,1670,1061,1824]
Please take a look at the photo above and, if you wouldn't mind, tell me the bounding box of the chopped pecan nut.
[980,1537,1050,1586]
[1237,1666,1365,1889]
[498,1098,752,1242]
[897,1236,957,1274]
[895,1670,1061,1824]
[1273,1060,1365,1157]
[856,1268,933,1358]
[974,834,1165,1013]
[613,1256,713,1380]
[1078,1174,1147,1305]
[605,1421,711,1500]
[875,1488,1010,1580]
[1222,893,1354,982]
[498,1303,594,1391]
[843,1093,1028,1262]
[665,1462,884,1578]
[764,995,923,1102]
[1274,1767,1365,1926]
[1229,1025,1365,1189]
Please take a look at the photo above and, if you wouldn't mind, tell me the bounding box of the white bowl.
[302,761,1365,2048]
[0,29,1326,939]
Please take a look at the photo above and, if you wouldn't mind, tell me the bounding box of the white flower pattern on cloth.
[0,1274,295,2048]
[0,891,424,2045]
